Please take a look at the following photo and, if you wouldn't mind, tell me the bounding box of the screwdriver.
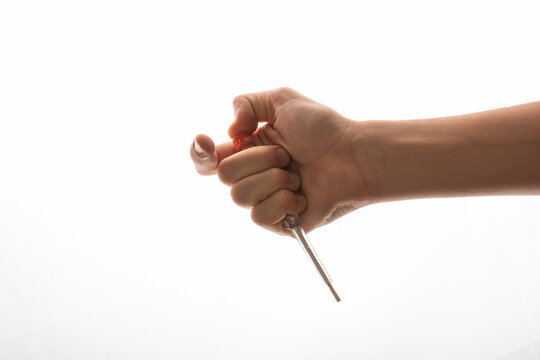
[233,133,341,302]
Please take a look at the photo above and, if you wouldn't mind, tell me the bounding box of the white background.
[1,0,540,359]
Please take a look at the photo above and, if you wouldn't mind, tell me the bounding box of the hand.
[190,87,372,235]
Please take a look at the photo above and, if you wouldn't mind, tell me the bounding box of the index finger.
[228,87,303,138]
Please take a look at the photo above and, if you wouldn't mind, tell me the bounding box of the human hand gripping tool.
[233,133,341,302]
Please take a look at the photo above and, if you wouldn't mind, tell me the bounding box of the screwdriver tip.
[327,282,341,302]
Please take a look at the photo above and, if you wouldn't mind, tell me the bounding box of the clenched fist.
[190,87,372,235]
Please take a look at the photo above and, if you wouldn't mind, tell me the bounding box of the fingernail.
[193,139,207,158]
[276,148,289,164]
[289,172,300,186]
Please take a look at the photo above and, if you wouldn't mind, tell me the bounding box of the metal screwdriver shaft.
[233,133,341,302]
[282,214,341,302]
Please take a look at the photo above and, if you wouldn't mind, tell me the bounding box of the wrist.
[346,120,388,206]
[351,118,446,204]
[348,118,441,205]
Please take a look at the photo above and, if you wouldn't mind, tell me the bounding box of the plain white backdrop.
[1,0,540,359]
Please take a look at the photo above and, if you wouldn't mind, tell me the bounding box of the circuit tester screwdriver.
[233,133,341,302]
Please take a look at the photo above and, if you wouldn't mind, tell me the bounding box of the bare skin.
[191,87,540,235]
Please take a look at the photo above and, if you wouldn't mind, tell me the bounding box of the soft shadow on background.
[1,0,540,359]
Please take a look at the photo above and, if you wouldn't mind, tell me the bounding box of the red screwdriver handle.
[232,133,256,152]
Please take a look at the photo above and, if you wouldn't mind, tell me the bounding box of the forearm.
[353,101,540,204]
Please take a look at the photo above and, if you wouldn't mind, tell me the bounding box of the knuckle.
[250,207,265,226]
[230,186,249,206]
[273,87,302,104]
[271,168,290,187]
[275,189,295,207]
[232,95,246,108]
[272,87,292,104]
[217,161,234,185]
[277,87,294,96]
[296,195,307,212]
[264,147,281,167]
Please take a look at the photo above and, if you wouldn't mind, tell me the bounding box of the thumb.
[228,87,301,138]
[190,134,235,176]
